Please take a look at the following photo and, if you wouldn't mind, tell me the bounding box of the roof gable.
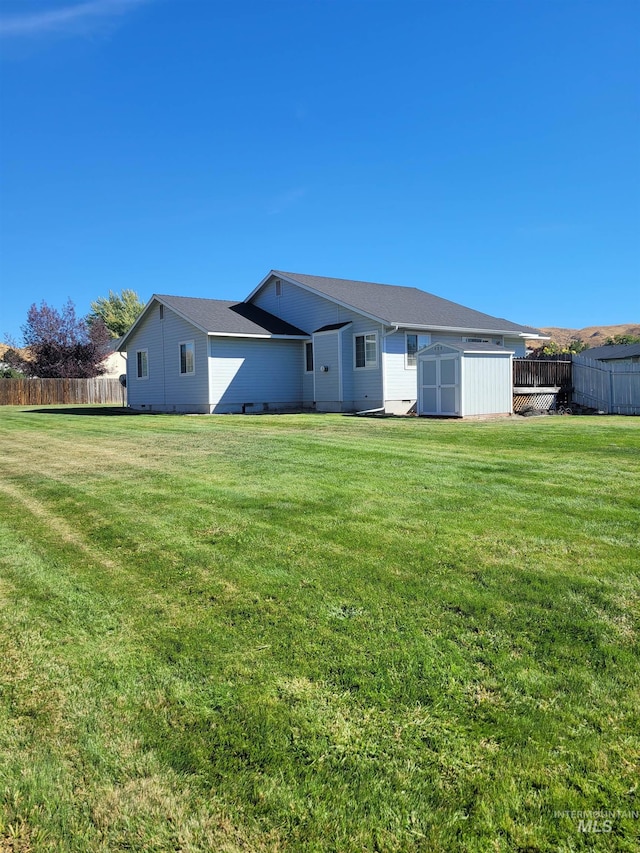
[119,294,308,350]
[249,270,544,337]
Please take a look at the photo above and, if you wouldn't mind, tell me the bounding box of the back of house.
[119,270,545,415]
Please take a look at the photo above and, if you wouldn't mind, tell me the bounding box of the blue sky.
[1,0,638,342]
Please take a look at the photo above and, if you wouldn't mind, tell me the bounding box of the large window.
[305,341,314,373]
[406,333,431,367]
[136,349,148,379]
[179,341,195,375]
[354,332,377,369]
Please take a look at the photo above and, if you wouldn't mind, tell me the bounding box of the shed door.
[420,355,459,415]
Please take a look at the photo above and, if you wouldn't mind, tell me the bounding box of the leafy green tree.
[536,338,588,357]
[603,334,640,345]
[87,289,144,338]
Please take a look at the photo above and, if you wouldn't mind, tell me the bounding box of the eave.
[389,323,549,339]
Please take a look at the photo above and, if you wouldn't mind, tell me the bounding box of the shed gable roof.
[252,271,543,337]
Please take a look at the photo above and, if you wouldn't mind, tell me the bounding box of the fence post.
[609,369,615,414]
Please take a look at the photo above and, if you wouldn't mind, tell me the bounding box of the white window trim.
[353,330,378,370]
[405,332,431,369]
[136,348,149,380]
[304,341,314,373]
[179,340,195,376]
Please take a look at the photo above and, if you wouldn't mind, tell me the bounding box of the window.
[463,336,502,345]
[179,341,195,375]
[159,305,164,320]
[305,341,314,373]
[136,349,148,379]
[275,279,282,297]
[406,333,431,367]
[354,332,377,368]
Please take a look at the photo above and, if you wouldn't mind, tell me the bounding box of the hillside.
[528,323,640,349]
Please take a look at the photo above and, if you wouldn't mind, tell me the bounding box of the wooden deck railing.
[513,359,572,389]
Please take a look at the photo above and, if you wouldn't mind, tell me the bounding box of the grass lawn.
[0,406,638,852]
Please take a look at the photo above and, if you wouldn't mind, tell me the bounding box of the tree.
[8,300,111,378]
[526,338,588,358]
[0,361,26,379]
[87,289,144,338]
[603,334,640,346]
[567,338,589,354]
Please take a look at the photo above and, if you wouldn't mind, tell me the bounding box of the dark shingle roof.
[314,321,352,333]
[272,271,542,335]
[579,343,640,360]
[156,295,308,337]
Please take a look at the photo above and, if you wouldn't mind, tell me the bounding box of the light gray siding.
[208,337,303,413]
[504,337,526,357]
[348,320,384,410]
[313,332,341,408]
[126,301,210,412]
[254,277,384,411]
[383,331,418,412]
[460,353,513,416]
[253,277,343,334]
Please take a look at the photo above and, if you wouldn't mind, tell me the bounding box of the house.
[577,343,640,364]
[100,337,128,378]
[118,270,546,414]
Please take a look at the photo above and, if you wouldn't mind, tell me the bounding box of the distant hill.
[528,324,640,349]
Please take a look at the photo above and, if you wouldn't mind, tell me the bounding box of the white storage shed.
[417,342,514,418]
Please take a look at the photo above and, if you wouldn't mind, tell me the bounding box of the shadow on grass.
[27,406,154,417]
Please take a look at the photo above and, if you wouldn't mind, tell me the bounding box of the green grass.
[0,406,638,852]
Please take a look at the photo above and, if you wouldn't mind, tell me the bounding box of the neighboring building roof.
[579,343,640,361]
[252,271,544,337]
[120,295,308,348]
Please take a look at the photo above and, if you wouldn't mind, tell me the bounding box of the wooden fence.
[0,378,126,407]
[572,355,640,415]
[513,358,572,389]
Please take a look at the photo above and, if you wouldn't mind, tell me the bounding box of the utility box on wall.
[417,342,514,417]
